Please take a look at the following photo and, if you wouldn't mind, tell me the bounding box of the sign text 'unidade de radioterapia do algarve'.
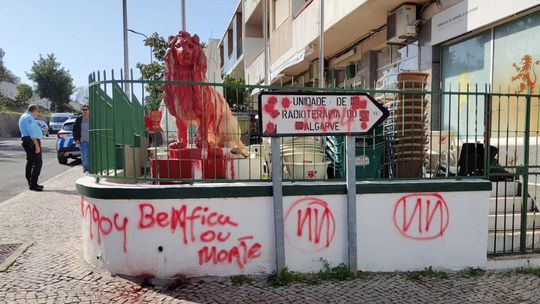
[258,92,389,136]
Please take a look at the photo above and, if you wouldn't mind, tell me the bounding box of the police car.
[56,117,80,164]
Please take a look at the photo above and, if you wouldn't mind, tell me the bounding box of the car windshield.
[51,116,70,123]
[62,123,74,132]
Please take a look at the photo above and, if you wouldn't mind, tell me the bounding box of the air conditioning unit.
[387,4,417,45]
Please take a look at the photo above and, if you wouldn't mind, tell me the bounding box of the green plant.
[318,260,356,281]
[460,267,486,277]
[268,268,306,287]
[516,266,540,277]
[406,266,449,281]
[223,75,249,112]
[231,275,254,286]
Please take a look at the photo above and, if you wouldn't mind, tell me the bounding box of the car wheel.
[58,155,68,165]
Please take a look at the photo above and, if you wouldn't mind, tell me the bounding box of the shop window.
[493,10,540,133]
[441,31,491,138]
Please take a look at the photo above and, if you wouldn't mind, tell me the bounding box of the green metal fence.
[88,71,540,255]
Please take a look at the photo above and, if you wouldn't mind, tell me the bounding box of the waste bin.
[355,126,385,179]
[355,143,385,178]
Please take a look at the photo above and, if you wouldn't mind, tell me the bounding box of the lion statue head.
[165,31,207,82]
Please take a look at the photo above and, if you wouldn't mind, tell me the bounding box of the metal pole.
[318,0,324,89]
[317,0,358,272]
[520,94,532,253]
[122,0,130,95]
[265,0,285,275]
[182,0,186,31]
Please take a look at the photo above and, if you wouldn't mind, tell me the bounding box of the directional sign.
[258,92,389,137]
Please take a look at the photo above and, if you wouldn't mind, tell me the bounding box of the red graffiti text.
[198,236,262,269]
[81,197,129,253]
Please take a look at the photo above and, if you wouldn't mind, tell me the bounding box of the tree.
[135,33,168,110]
[0,48,19,83]
[15,83,33,106]
[27,54,74,112]
[223,75,249,112]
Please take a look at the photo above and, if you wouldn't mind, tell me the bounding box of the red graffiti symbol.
[284,197,336,252]
[359,110,369,130]
[393,193,450,241]
[81,198,129,253]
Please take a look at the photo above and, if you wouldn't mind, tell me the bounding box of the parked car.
[36,120,49,137]
[56,117,80,164]
[49,113,74,134]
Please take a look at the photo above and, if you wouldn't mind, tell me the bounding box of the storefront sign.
[258,92,388,136]
[431,0,540,45]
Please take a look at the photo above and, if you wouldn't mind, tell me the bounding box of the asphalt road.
[0,136,81,203]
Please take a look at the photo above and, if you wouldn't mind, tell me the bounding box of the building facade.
[218,0,540,134]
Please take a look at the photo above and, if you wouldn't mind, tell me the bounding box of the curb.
[0,242,33,272]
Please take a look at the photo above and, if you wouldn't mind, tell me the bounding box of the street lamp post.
[122,0,129,94]
[128,29,153,65]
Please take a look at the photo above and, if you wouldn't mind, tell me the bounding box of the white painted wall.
[244,37,264,69]
[81,196,276,277]
[245,51,265,85]
[271,0,367,74]
[357,191,489,271]
[283,195,348,272]
[79,180,490,278]
[244,0,261,22]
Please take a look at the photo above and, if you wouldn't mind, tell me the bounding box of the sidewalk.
[1,167,540,303]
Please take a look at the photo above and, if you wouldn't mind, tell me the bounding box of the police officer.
[19,104,43,191]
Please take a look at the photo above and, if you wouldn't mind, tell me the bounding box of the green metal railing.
[88,71,540,255]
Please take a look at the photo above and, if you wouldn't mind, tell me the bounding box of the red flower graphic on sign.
[265,122,276,134]
[351,96,367,110]
[263,96,280,118]
[281,97,291,109]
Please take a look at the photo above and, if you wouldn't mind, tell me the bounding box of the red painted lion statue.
[162,31,247,156]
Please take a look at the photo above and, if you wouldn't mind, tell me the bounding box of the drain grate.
[0,242,31,271]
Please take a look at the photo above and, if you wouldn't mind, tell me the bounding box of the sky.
[0,0,239,89]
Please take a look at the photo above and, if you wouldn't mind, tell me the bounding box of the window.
[227,29,233,58]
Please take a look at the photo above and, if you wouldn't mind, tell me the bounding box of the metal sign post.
[259,91,389,272]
